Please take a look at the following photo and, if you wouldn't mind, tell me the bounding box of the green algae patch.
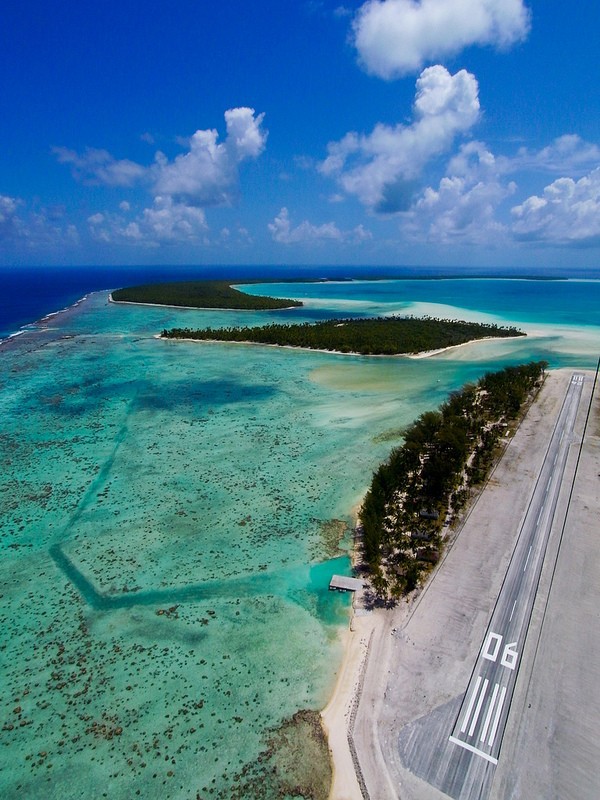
[111,280,302,310]
[228,710,332,800]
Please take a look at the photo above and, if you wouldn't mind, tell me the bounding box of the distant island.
[161,316,525,356]
[110,280,303,310]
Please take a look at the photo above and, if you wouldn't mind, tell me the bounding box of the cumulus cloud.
[0,194,79,249]
[403,173,515,243]
[52,147,146,187]
[88,196,208,247]
[152,107,267,206]
[511,167,600,244]
[353,0,531,79]
[268,207,371,244]
[399,134,600,245]
[136,196,207,242]
[509,134,600,175]
[320,65,479,211]
[55,107,267,210]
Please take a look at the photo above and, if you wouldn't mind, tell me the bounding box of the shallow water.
[1,278,598,799]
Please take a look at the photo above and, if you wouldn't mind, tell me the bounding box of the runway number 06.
[481,632,519,670]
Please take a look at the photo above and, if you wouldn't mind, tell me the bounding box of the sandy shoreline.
[108,294,300,312]
[157,333,520,360]
[320,367,590,800]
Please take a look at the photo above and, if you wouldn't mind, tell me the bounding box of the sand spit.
[322,367,597,800]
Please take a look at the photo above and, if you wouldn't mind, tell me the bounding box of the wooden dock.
[329,574,364,592]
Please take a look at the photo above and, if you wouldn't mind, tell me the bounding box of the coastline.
[0,292,92,347]
[320,368,580,800]
[108,293,301,312]
[157,333,521,360]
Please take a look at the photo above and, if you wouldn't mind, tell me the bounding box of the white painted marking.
[449,736,499,765]
[460,676,482,734]
[480,683,500,743]
[482,632,502,662]
[545,482,550,495]
[500,641,518,670]
[488,685,507,747]
[509,600,517,622]
[468,678,489,737]
[524,545,533,571]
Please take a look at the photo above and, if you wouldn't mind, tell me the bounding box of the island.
[161,316,525,356]
[110,280,303,310]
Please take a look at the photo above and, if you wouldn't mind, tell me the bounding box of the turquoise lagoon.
[1,278,598,799]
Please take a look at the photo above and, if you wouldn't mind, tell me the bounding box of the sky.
[1,0,599,270]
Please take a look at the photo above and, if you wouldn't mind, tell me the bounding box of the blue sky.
[1,1,599,269]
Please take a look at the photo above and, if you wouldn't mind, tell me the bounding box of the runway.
[438,373,585,798]
[352,369,595,800]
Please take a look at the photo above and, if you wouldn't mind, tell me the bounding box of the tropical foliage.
[360,361,548,599]
[162,316,524,355]
[111,281,302,310]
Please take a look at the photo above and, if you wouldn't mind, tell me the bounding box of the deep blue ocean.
[2,264,600,340]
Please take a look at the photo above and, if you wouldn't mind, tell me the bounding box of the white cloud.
[0,194,79,249]
[268,207,372,244]
[87,212,105,225]
[0,195,23,238]
[88,196,208,247]
[401,139,600,245]
[510,134,600,175]
[152,107,267,206]
[353,0,531,79]
[446,140,499,181]
[52,147,146,187]
[511,167,600,244]
[320,65,480,211]
[139,196,207,242]
[403,174,515,243]
[55,107,267,210]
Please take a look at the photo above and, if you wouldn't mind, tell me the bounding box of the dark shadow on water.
[49,543,348,619]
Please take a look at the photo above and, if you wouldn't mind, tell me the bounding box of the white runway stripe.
[460,676,482,734]
[488,685,507,747]
[468,678,489,738]
[480,683,500,743]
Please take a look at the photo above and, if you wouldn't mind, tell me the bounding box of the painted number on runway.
[481,632,519,670]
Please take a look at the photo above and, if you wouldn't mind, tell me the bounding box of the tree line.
[359,361,548,599]
[162,316,524,355]
[111,281,302,310]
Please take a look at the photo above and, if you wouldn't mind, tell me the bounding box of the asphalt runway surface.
[430,373,584,799]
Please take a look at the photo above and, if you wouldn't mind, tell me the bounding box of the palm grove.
[360,362,548,598]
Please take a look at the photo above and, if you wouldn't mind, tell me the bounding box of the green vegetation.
[162,316,524,355]
[111,280,302,310]
[360,361,548,599]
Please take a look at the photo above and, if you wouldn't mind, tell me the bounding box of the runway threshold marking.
[487,686,507,747]
[460,676,482,733]
[448,737,498,765]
